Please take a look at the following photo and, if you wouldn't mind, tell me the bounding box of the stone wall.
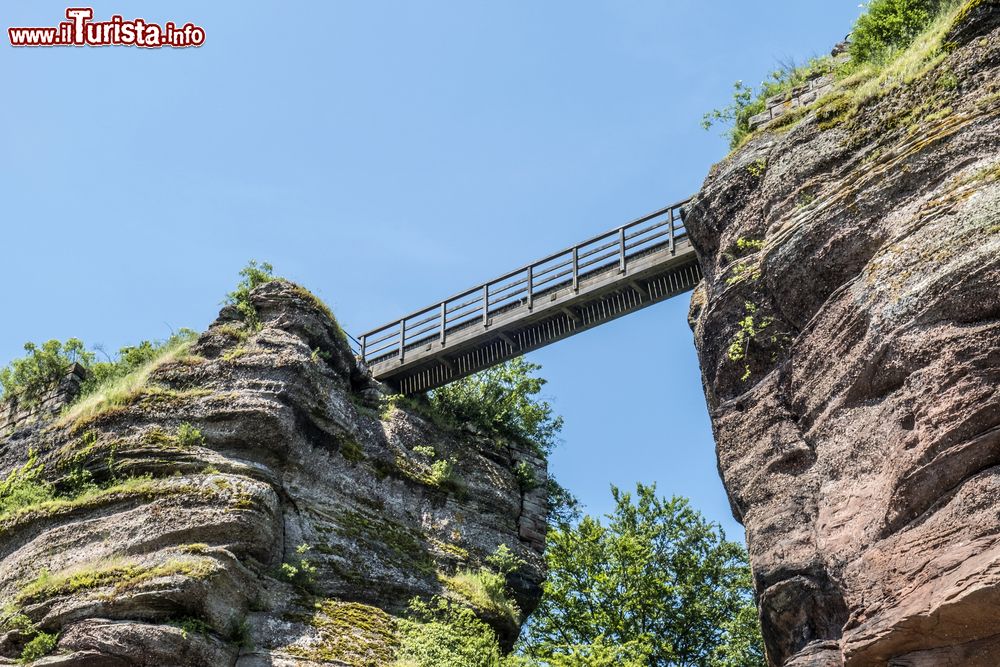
[748,43,849,132]
[0,363,87,438]
[511,441,548,552]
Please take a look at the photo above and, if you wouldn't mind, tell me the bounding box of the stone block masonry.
[0,363,87,438]
[748,44,849,131]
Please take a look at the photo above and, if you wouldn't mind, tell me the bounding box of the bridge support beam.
[499,332,519,350]
[358,197,697,394]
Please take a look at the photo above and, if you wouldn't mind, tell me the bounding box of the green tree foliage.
[519,484,765,667]
[546,477,582,528]
[0,330,198,408]
[512,638,649,667]
[0,339,92,404]
[711,602,769,667]
[428,358,563,456]
[850,0,946,63]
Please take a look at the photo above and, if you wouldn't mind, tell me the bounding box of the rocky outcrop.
[0,281,547,665]
[687,4,1000,665]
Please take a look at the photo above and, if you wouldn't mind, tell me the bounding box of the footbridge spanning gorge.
[355,197,700,394]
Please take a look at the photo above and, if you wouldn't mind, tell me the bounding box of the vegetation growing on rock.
[425,357,563,457]
[17,554,217,604]
[17,630,58,664]
[703,0,975,147]
[850,0,949,63]
[285,599,399,666]
[394,597,509,667]
[224,259,349,345]
[441,545,524,628]
[0,259,770,665]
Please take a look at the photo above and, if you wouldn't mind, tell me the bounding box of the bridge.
[356,197,700,394]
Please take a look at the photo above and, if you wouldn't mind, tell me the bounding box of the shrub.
[61,464,98,497]
[0,339,92,405]
[0,329,200,432]
[0,607,35,635]
[0,461,55,518]
[428,358,563,457]
[223,261,349,345]
[58,343,202,430]
[176,422,205,448]
[485,544,524,577]
[850,0,947,64]
[442,568,517,622]
[224,260,275,330]
[428,458,458,488]
[280,543,318,590]
[394,597,505,667]
[19,630,58,663]
[441,545,523,626]
[702,0,960,148]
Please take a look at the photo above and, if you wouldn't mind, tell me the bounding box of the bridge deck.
[357,198,699,394]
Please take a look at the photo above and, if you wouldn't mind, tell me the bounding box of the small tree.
[428,357,563,456]
[850,0,944,64]
[519,484,764,667]
[224,259,276,328]
[0,339,93,404]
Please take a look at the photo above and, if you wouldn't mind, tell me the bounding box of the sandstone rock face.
[687,6,1000,666]
[0,281,546,665]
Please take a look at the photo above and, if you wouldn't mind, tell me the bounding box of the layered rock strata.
[0,281,546,666]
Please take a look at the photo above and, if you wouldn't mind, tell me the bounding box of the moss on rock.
[285,599,399,666]
[335,510,436,576]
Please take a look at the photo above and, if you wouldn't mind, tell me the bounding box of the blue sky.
[1,1,860,540]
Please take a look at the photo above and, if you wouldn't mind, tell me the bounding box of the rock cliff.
[687,3,1000,665]
[0,281,547,665]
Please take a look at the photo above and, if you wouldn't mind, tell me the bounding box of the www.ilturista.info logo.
[8,8,205,48]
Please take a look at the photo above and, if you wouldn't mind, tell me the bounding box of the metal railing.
[358,197,691,365]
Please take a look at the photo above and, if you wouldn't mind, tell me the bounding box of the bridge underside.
[368,241,701,394]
